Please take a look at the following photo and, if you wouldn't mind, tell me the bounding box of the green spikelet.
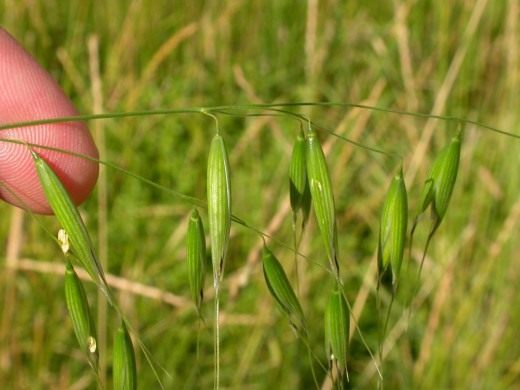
[378,168,408,288]
[32,151,111,303]
[262,247,306,335]
[305,129,340,278]
[64,261,98,367]
[186,208,207,316]
[207,133,231,285]
[420,132,461,231]
[289,130,311,226]
[113,322,137,390]
[324,285,349,379]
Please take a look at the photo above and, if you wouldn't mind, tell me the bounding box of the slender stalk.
[214,282,220,390]
[0,102,517,140]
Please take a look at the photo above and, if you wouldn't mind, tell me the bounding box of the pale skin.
[0,28,98,214]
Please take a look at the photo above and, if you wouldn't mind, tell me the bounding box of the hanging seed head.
[289,129,311,225]
[186,208,207,315]
[113,322,137,390]
[378,168,408,287]
[32,152,106,290]
[305,129,340,278]
[207,133,231,285]
[64,261,98,364]
[262,247,306,335]
[324,285,349,378]
[420,132,461,228]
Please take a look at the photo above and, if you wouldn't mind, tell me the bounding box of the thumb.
[0,28,99,214]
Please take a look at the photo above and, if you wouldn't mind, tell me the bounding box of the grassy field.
[1,0,520,388]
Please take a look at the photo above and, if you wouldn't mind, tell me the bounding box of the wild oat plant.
[1,103,518,390]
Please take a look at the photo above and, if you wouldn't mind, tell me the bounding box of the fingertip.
[0,29,99,214]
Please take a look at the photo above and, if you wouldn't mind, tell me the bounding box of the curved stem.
[1,102,517,139]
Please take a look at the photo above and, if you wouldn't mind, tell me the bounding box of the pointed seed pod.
[305,129,339,277]
[420,132,461,228]
[186,208,207,315]
[113,322,137,390]
[289,130,306,211]
[207,133,231,285]
[378,168,408,287]
[32,152,107,291]
[64,261,98,364]
[324,286,349,378]
[289,130,311,225]
[262,247,306,335]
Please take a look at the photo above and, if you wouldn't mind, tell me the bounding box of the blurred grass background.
[1,0,519,388]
